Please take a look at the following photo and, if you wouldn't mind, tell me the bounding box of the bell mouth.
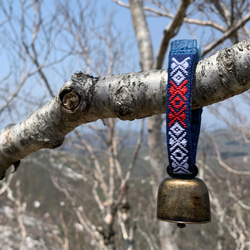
[158,218,211,229]
[157,217,211,224]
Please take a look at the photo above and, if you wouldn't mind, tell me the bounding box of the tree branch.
[154,0,192,69]
[202,12,250,57]
[1,39,250,178]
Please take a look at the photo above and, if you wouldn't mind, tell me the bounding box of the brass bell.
[157,177,211,228]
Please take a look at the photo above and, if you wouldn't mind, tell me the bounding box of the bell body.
[157,177,211,224]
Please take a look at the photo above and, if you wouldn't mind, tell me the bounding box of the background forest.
[0,0,250,250]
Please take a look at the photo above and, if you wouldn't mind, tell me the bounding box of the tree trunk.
[129,0,179,249]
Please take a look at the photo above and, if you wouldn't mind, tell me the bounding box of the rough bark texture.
[194,39,250,106]
[0,39,250,177]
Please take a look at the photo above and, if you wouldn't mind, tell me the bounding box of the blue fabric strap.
[166,39,202,175]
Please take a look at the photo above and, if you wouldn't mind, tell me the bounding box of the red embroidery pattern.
[169,80,188,102]
[168,79,188,128]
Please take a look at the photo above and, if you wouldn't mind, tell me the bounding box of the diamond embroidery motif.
[170,96,185,109]
[172,148,186,161]
[172,70,185,85]
[169,122,185,136]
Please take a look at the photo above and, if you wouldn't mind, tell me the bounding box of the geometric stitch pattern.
[166,40,201,175]
[172,70,185,85]
[170,57,190,84]
[167,56,191,174]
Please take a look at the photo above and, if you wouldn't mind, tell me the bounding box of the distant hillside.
[0,128,249,249]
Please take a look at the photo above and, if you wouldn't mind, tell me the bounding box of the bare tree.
[1,0,250,249]
[0,0,71,129]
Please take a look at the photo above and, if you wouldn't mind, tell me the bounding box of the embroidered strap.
[166,40,202,176]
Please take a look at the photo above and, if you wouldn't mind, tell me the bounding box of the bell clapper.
[177,223,186,229]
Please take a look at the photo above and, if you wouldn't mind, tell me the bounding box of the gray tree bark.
[0,39,250,178]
